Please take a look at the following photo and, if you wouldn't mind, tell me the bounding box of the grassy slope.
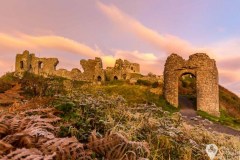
[100,83,240,129]
[1,74,240,159]
[80,81,178,113]
[56,81,240,159]
[219,85,240,118]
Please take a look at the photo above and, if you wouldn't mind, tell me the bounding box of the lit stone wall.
[163,53,220,116]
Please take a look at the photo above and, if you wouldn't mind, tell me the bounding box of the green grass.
[197,110,219,122]
[81,82,178,114]
[197,110,240,130]
[103,80,126,86]
[219,85,240,114]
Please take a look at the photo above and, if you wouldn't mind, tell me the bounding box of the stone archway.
[114,76,118,80]
[163,53,220,116]
[97,76,102,82]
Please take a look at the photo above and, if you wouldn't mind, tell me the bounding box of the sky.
[1,0,240,95]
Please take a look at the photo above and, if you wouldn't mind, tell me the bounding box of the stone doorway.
[178,73,197,111]
[163,53,220,117]
[178,73,198,118]
[114,76,118,80]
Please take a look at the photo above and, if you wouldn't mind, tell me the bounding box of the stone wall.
[80,57,105,81]
[163,53,220,117]
[15,50,59,76]
[15,50,140,82]
[105,59,140,81]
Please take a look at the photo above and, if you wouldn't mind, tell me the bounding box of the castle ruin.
[15,50,140,82]
[16,50,220,116]
[163,53,220,116]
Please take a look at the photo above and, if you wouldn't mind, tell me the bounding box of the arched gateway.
[163,53,220,117]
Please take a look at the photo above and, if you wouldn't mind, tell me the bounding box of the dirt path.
[179,96,240,137]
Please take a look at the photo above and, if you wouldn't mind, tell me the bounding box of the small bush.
[56,102,75,113]
[20,72,66,97]
[136,79,152,86]
[0,72,19,93]
[104,80,125,86]
[152,81,159,88]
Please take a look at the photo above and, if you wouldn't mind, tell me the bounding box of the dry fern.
[87,131,150,160]
[0,140,13,155]
[0,123,8,139]
[0,106,150,160]
[0,108,93,160]
[0,109,60,134]
[0,148,56,160]
[40,137,92,160]
[2,133,36,149]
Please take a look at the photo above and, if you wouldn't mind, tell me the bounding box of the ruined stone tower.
[105,59,140,81]
[163,53,220,116]
[80,57,105,81]
[15,50,59,76]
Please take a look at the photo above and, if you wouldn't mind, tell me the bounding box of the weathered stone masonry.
[16,51,219,116]
[15,50,140,82]
[163,53,220,117]
[16,50,59,76]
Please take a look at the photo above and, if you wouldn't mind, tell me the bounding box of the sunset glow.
[1,1,240,94]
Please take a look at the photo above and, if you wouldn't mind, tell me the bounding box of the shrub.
[20,73,65,97]
[152,81,159,88]
[56,102,74,113]
[136,79,152,86]
[0,72,19,93]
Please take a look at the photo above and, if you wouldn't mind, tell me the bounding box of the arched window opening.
[38,61,43,69]
[122,74,127,80]
[20,61,24,69]
[97,76,102,82]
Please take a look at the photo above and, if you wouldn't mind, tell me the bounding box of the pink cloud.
[97,1,200,58]
[218,57,240,70]
[0,33,102,58]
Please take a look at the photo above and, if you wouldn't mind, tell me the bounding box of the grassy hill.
[219,85,240,118]
[0,72,240,159]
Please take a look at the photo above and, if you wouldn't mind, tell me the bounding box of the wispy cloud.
[97,1,201,57]
[0,33,102,58]
[218,57,240,70]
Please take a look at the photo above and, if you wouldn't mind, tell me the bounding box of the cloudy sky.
[1,0,240,94]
